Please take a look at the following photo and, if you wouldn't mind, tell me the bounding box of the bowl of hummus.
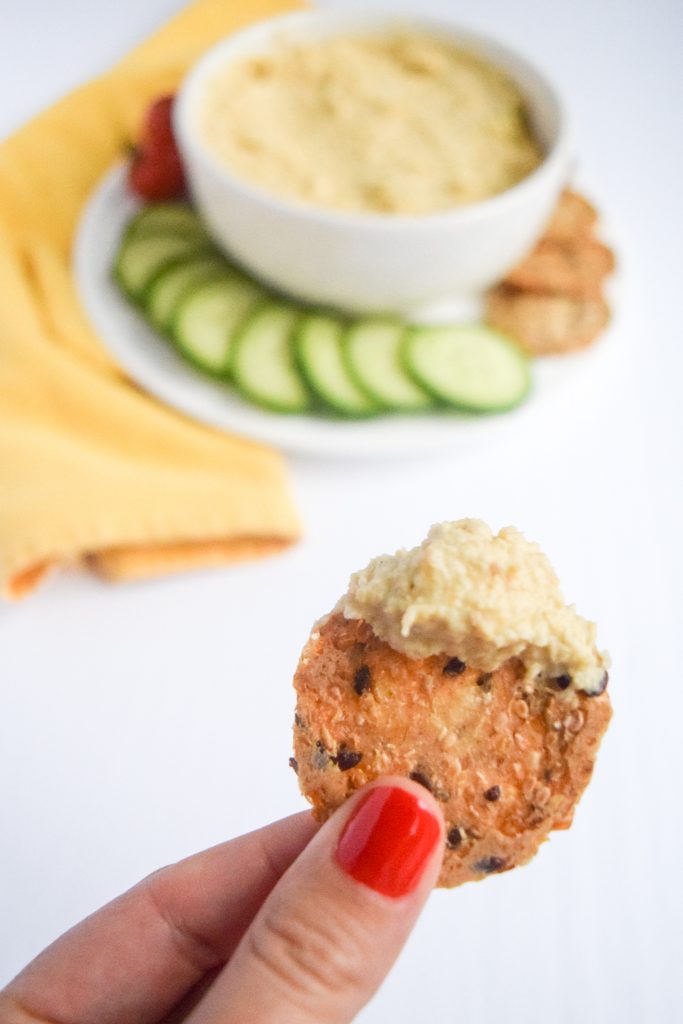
[175,11,570,312]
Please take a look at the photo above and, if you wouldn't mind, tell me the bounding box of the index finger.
[0,811,318,1024]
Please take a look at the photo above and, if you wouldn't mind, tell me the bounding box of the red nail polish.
[335,786,441,898]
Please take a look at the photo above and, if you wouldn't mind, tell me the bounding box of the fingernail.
[335,786,441,898]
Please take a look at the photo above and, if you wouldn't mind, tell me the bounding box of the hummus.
[340,519,609,694]
[201,32,543,216]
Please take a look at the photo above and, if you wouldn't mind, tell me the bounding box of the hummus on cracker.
[341,519,609,694]
[201,32,543,215]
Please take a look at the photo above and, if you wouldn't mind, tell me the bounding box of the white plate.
[73,164,617,458]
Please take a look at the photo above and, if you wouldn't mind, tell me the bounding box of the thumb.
[188,778,444,1024]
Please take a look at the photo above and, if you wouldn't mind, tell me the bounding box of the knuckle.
[143,870,222,974]
[247,900,370,1006]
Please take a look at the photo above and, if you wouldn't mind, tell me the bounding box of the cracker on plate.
[486,287,611,356]
[503,237,615,298]
[544,188,598,243]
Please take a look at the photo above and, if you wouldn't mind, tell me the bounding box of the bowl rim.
[174,8,571,232]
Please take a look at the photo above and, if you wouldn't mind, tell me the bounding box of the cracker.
[486,287,610,356]
[293,614,611,889]
[504,237,615,298]
[544,188,598,243]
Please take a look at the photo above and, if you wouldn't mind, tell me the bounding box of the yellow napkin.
[0,0,307,600]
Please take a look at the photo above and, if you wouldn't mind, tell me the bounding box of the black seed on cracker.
[586,671,609,697]
[334,748,363,771]
[353,665,372,695]
[443,657,466,676]
[474,856,506,874]
[288,757,298,774]
[477,673,493,691]
[446,827,463,850]
[484,785,501,802]
[551,674,572,691]
[409,770,433,793]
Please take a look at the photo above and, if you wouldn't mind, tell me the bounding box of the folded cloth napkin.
[0,0,306,600]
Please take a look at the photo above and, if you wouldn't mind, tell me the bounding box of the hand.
[1,778,444,1024]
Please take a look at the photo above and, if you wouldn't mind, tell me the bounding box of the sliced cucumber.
[403,324,531,413]
[145,255,228,333]
[114,204,533,421]
[172,274,265,375]
[115,234,211,300]
[295,313,378,417]
[345,318,433,413]
[231,303,310,414]
[125,203,208,242]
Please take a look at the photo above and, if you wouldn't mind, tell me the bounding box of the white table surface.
[1,1,681,1020]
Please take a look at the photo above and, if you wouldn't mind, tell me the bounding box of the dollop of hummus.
[340,520,609,694]
[201,32,543,215]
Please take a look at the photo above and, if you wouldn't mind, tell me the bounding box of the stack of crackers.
[486,189,615,355]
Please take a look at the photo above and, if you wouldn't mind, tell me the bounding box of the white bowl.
[175,11,571,314]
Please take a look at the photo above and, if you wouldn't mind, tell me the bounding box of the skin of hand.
[0,777,444,1024]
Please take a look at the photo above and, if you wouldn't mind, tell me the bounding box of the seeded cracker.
[484,187,614,354]
[486,289,610,356]
[291,521,611,889]
[544,188,598,243]
[503,237,615,299]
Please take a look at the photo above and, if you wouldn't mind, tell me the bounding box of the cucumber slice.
[115,234,211,300]
[231,303,310,413]
[345,318,433,413]
[295,313,378,417]
[403,324,531,413]
[145,255,229,332]
[126,203,208,242]
[172,274,265,376]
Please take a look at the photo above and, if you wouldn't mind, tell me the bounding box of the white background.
[1,1,682,1021]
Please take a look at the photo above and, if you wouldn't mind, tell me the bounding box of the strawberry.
[128,94,187,202]
[144,96,177,149]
